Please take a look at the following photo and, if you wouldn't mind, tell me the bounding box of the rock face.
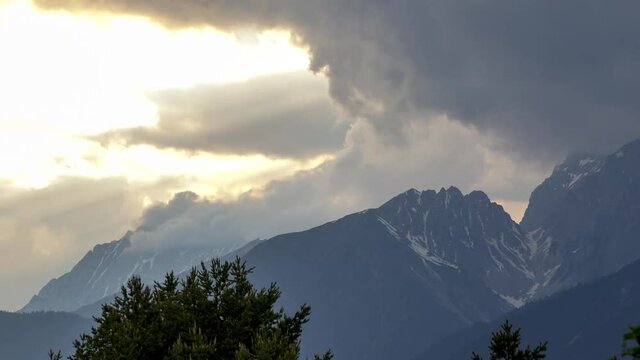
[522,139,640,299]
[243,187,535,360]
[376,188,534,303]
[520,153,606,232]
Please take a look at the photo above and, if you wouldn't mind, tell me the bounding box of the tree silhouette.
[53,258,331,360]
[611,325,640,359]
[622,326,640,359]
[471,320,547,360]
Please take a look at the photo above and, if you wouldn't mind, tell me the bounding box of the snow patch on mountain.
[377,216,401,240]
[406,234,459,269]
[499,294,525,308]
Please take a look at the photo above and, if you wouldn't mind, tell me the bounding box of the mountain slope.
[0,311,92,360]
[417,257,640,360]
[377,188,534,302]
[242,187,533,360]
[70,239,266,319]
[21,231,244,313]
[520,153,606,232]
[523,139,640,299]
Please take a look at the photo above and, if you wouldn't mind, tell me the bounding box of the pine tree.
[471,320,547,360]
[47,350,62,360]
[621,326,640,359]
[608,325,640,360]
[59,258,329,360]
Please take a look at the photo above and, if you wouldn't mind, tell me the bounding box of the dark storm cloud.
[36,0,640,158]
[94,72,348,158]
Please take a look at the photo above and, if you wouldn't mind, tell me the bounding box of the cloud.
[36,0,640,159]
[93,72,348,159]
[128,191,256,252]
[123,115,547,257]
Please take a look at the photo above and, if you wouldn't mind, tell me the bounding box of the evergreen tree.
[471,320,547,360]
[622,326,640,359]
[611,325,640,359]
[48,350,62,360]
[57,258,330,360]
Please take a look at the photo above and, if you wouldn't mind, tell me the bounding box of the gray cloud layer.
[95,72,348,158]
[37,0,640,159]
[125,116,548,256]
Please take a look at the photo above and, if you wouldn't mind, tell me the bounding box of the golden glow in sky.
[0,0,313,192]
[0,0,331,311]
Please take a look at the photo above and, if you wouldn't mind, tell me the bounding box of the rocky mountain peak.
[522,138,640,299]
[521,153,606,232]
[377,187,534,303]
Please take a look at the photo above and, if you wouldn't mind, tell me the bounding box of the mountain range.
[522,139,640,299]
[0,311,91,360]
[21,231,247,313]
[11,138,640,359]
[418,256,640,360]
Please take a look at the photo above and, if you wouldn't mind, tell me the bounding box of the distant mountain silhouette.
[0,311,91,360]
[21,233,256,313]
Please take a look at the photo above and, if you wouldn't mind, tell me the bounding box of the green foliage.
[64,257,328,360]
[608,325,640,360]
[471,320,548,360]
[622,326,640,359]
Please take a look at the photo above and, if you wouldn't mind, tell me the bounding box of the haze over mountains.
[11,138,640,359]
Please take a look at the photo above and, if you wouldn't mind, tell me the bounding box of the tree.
[622,326,640,359]
[48,350,62,360]
[471,320,547,360]
[56,258,332,360]
[611,326,640,360]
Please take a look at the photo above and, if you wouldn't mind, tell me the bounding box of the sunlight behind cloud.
[0,129,331,198]
[0,0,314,192]
[0,0,308,134]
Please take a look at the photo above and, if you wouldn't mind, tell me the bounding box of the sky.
[1,0,639,311]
